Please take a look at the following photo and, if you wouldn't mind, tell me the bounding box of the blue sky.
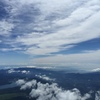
[0,0,100,69]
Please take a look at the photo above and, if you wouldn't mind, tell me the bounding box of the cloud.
[90,68,100,72]
[55,89,90,100]
[8,69,18,73]
[14,0,100,55]
[8,69,30,74]
[26,65,53,69]
[16,79,91,100]
[0,47,22,52]
[21,70,30,74]
[35,74,55,81]
[0,20,14,35]
[16,78,100,100]
[20,80,37,90]
[95,91,100,100]
[16,79,26,86]
[32,50,100,69]
[0,0,100,56]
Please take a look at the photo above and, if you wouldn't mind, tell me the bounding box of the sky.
[0,0,100,69]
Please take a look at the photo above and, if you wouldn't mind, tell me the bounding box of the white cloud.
[8,69,30,74]
[20,80,37,90]
[1,0,100,63]
[21,70,30,74]
[56,89,90,100]
[16,79,26,86]
[90,68,100,72]
[17,79,91,100]
[35,74,55,81]
[8,69,20,73]
[32,50,100,69]
[15,1,100,55]
[26,65,54,70]
[16,78,100,100]
[95,91,100,100]
[0,20,14,35]
[25,45,75,55]
[0,47,22,52]
[8,69,15,73]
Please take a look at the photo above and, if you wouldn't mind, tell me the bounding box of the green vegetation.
[0,93,26,100]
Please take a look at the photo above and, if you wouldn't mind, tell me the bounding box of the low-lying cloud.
[16,79,92,100]
[8,69,30,74]
[35,74,55,81]
[95,91,100,100]
[16,79,26,86]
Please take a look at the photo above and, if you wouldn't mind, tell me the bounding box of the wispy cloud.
[0,0,100,66]
[0,20,14,35]
[31,50,100,69]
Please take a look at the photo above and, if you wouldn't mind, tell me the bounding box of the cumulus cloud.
[95,91,100,100]
[8,69,30,74]
[16,79,91,100]
[16,79,26,86]
[20,80,37,90]
[30,84,91,100]
[91,68,100,72]
[8,69,19,73]
[21,70,30,74]
[16,78,100,100]
[35,74,55,81]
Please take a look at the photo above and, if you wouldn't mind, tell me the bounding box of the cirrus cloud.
[0,0,100,66]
